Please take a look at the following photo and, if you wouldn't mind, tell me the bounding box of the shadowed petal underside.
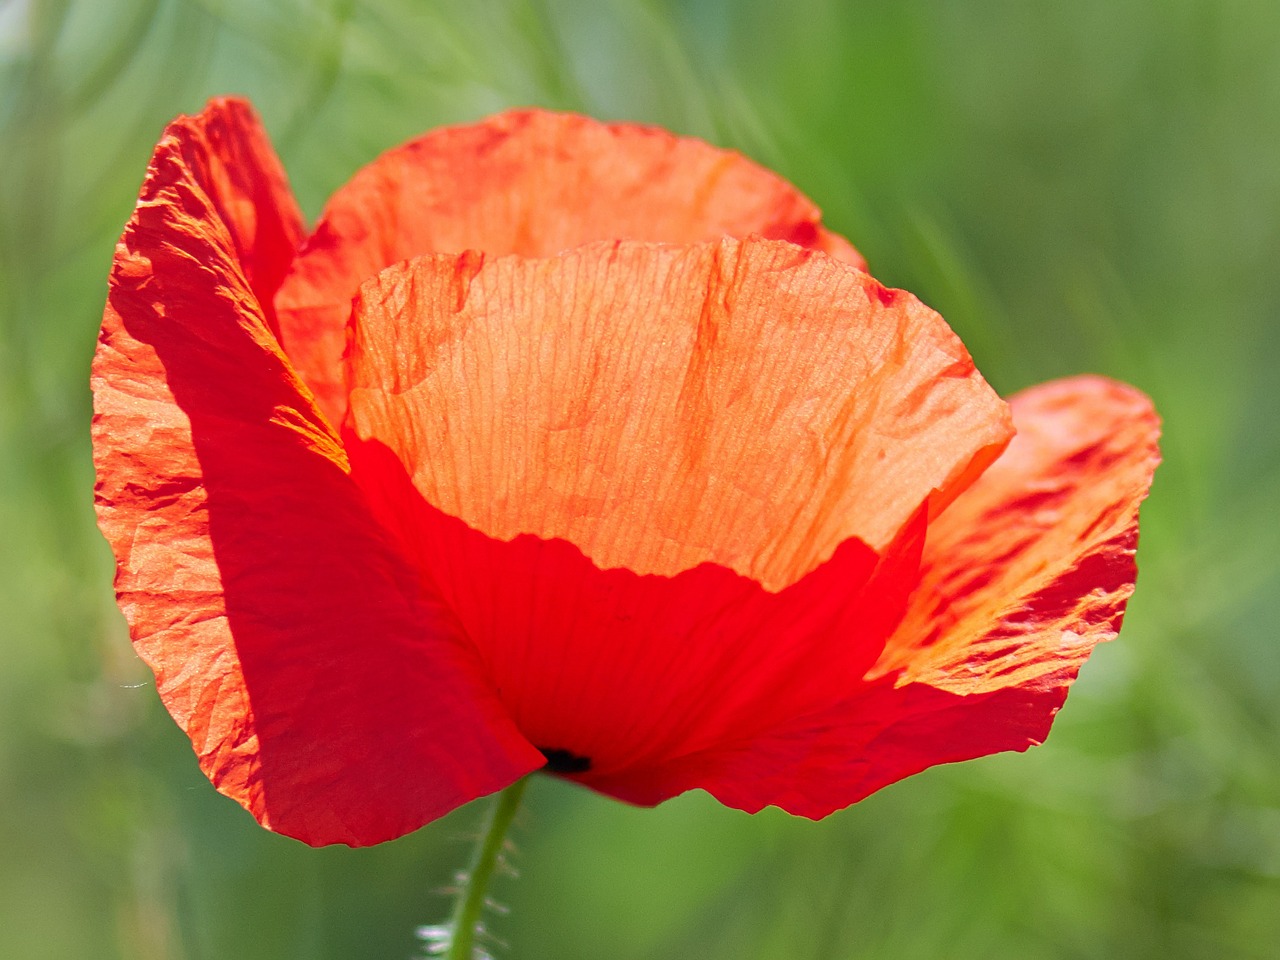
[92,99,541,847]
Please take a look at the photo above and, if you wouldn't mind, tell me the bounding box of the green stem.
[445,776,529,960]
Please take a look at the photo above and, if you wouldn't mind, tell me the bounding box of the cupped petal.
[341,238,1010,778]
[346,238,1011,590]
[344,436,928,782]
[276,108,865,424]
[585,377,1161,814]
[92,99,541,846]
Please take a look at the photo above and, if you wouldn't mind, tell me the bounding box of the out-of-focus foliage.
[1,0,1277,957]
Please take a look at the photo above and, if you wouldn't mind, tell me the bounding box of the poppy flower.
[93,97,1160,847]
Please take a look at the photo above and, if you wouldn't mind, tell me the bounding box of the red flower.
[93,98,1159,847]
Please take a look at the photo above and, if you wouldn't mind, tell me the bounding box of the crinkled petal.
[156,96,306,333]
[584,377,1160,813]
[276,108,865,424]
[342,238,1009,777]
[92,98,541,846]
[346,238,1010,589]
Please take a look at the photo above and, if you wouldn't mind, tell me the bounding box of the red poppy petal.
[92,99,541,846]
[585,377,1160,814]
[276,108,865,425]
[156,97,307,333]
[342,438,928,780]
[346,238,1009,590]
[341,238,1009,776]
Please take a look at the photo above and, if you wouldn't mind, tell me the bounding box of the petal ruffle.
[92,99,541,846]
[156,97,306,332]
[341,238,1009,777]
[275,109,865,424]
[582,377,1160,813]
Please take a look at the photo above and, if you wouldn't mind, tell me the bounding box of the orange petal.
[341,237,1008,779]
[275,109,865,424]
[345,238,1011,591]
[154,97,306,332]
[584,377,1160,814]
[875,376,1162,689]
[93,98,540,846]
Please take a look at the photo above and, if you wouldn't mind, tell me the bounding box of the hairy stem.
[445,776,529,960]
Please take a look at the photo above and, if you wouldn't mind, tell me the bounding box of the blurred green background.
[2,0,1278,957]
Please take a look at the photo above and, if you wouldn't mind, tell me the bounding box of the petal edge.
[94,100,541,846]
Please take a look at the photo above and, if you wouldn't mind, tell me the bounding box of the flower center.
[538,747,592,774]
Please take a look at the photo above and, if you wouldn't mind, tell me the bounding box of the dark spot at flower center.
[538,747,592,774]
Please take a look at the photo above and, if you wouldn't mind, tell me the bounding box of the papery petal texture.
[93,99,541,847]
[345,240,1010,589]
[94,96,1160,845]
[341,233,1014,779]
[275,109,864,424]
[586,377,1160,814]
